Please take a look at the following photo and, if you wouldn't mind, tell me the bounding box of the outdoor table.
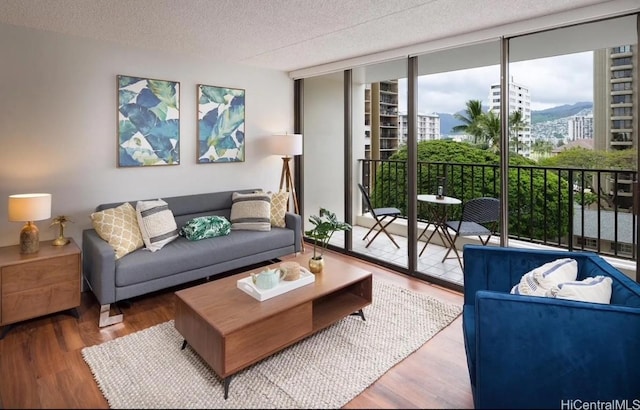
[417,194,462,258]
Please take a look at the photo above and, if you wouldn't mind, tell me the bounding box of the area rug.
[81,280,462,409]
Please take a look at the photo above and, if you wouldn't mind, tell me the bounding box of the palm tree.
[531,140,554,158]
[508,110,527,154]
[479,109,501,152]
[452,99,485,143]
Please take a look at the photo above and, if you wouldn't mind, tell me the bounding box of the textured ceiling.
[0,0,623,72]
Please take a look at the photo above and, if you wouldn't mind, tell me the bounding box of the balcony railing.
[360,159,638,261]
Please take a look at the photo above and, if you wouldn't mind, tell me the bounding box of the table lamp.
[270,133,303,214]
[8,193,52,254]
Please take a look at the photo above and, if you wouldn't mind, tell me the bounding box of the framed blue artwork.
[117,75,180,167]
[197,84,245,163]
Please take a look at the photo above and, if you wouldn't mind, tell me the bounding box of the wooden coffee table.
[174,253,373,399]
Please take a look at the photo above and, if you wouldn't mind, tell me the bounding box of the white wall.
[301,73,366,235]
[351,81,366,223]
[302,74,345,231]
[0,23,294,247]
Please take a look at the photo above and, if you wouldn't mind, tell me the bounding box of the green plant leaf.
[200,86,228,104]
[147,80,178,109]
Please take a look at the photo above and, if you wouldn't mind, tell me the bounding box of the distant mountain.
[438,101,593,135]
[438,113,462,136]
[531,102,593,124]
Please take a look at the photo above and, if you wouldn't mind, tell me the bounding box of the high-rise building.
[568,114,594,140]
[593,45,638,205]
[364,80,399,160]
[398,112,440,145]
[488,78,532,156]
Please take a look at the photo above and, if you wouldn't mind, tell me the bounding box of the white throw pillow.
[136,199,179,251]
[531,258,578,289]
[548,276,613,304]
[510,258,578,296]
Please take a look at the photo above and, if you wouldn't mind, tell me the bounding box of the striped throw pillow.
[136,199,179,251]
[510,258,577,296]
[230,191,271,231]
[548,276,613,304]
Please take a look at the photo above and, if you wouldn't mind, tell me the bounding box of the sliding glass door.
[506,15,638,279]
[412,41,501,287]
[298,13,639,289]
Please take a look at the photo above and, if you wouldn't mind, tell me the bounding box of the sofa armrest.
[285,212,302,253]
[474,290,640,408]
[82,229,117,305]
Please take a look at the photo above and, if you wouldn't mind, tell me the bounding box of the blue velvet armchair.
[462,245,640,409]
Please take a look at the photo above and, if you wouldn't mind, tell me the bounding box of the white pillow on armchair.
[510,258,578,296]
[547,276,613,304]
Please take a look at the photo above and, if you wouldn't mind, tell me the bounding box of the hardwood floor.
[0,250,473,409]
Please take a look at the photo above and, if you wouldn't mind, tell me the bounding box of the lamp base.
[52,236,70,246]
[19,221,40,254]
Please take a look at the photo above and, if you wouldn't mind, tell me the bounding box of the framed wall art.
[197,84,245,163]
[117,75,180,167]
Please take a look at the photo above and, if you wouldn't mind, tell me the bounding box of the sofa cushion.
[136,199,179,251]
[510,258,577,296]
[114,228,295,287]
[548,276,613,304]
[230,191,271,231]
[91,202,144,259]
[269,191,289,228]
[179,216,231,241]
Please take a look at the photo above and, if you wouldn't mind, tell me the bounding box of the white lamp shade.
[8,193,52,222]
[270,134,303,156]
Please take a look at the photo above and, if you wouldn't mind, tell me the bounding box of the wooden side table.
[0,238,81,339]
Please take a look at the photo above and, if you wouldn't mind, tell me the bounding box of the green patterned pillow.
[179,216,231,241]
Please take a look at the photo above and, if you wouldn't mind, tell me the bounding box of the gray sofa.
[82,189,302,326]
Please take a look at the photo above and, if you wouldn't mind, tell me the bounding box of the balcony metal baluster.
[358,159,638,263]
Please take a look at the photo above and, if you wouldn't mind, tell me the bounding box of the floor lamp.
[271,133,304,250]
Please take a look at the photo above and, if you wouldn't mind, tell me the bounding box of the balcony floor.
[329,225,464,286]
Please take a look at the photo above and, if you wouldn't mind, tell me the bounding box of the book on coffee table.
[237,267,315,301]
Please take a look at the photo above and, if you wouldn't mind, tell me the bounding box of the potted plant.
[304,208,352,273]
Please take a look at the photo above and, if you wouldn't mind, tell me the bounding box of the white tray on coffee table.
[237,267,315,301]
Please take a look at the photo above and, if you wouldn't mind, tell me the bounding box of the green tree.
[539,147,605,169]
[455,100,529,154]
[452,99,485,143]
[371,140,570,241]
[479,109,501,152]
[531,140,554,157]
[606,149,636,170]
[539,147,637,209]
[508,110,527,154]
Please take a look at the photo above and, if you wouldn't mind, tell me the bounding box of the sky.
[398,51,593,115]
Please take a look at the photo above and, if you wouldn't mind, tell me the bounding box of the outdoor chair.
[357,183,401,248]
[442,197,499,266]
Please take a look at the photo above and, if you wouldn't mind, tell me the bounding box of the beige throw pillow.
[90,202,144,259]
[269,191,289,228]
[230,191,271,231]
